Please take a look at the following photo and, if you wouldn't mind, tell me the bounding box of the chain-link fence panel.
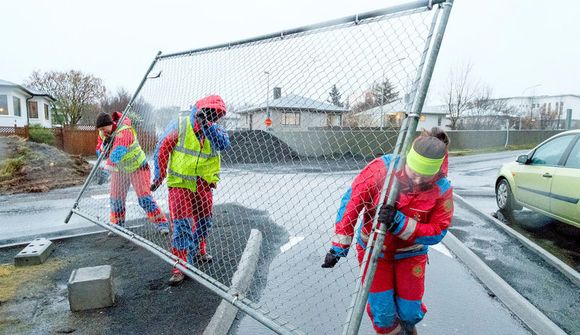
[68,1,451,333]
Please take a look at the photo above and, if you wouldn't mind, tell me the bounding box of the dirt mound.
[0,136,91,194]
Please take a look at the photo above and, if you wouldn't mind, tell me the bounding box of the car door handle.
[542,173,552,178]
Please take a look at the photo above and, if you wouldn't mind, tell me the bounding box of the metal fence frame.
[343,1,454,333]
[65,1,454,333]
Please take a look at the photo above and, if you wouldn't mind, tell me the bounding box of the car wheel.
[496,179,515,216]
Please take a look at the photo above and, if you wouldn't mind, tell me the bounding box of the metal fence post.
[343,1,454,334]
[64,51,163,224]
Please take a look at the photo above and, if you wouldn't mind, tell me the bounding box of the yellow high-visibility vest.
[167,116,220,192]
[114,124,147,173]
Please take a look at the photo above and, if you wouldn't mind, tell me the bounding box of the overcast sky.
[1,0,578,103]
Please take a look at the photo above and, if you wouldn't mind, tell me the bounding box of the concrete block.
[14,238,55,266]
[68,265,115,311]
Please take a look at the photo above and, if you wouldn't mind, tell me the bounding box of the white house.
[356,99,451,130]
[0,79,55,128]
[237,87,349,131]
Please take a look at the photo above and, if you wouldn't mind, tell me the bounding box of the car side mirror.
[516,154,529,164]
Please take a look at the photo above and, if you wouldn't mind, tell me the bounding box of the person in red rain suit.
[95,112,169,234]
[322,129,453,335]
[151,95,230,285]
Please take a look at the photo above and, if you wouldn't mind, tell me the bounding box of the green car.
[495,130,580,228]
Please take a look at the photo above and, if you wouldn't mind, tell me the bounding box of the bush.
[0,157,24,181]
[28,124,55,145]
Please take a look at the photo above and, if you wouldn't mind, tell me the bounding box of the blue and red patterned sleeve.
[330,157,387,257]
[202,123,231,151]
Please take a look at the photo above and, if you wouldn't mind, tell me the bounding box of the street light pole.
[379,58,405,130]
[264,71,270,124]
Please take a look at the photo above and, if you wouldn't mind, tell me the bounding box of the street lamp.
[264,70,271,125]
[380,57,405,130]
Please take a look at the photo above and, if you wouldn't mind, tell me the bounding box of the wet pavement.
[451,203,579,334]
[232,242,531,335]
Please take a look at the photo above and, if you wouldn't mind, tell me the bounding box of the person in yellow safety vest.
[151,95,231,286]
[95,112,169,235]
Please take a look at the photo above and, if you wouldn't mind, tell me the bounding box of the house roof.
[357,99,406,116]
[0,78,56,101]
[238,94,349,114]
[421,104,448,115]
[358,99,449,116]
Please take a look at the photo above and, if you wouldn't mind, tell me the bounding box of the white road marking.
[431,243,453,258]
[91,194,109,200]
[280,236,305,253]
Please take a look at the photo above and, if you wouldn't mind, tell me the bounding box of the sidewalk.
[232,243,531,335]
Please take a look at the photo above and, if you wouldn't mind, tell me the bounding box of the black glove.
[378,204,398,232]
[150,182,161,192]
[321,249,340,268]
[196,111,209,128]
[103,136,113,148]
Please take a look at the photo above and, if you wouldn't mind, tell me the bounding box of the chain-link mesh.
[71,3,445,334]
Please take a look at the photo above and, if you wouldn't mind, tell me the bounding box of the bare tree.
[462,87,515,130]
[100,88,131,114]
[26,70,106,126]
[442,63,479,130]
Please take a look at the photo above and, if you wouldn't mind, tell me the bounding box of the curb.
[443,232,566,335]
[453,193,580,287]
[203,229,263,335]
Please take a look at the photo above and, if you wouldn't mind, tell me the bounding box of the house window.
[28,101,38,118]
[281,112,300,125]
[327,114,341,127]
[13,97,21,116]
[437,116,443,126]
[44,104,50,120]
[0,95,8,115]
[419,115,427,121]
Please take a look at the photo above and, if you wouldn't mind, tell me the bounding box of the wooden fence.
[0,125,29,138]
[1,126,157,157]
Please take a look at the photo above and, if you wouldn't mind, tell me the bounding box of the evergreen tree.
[327,84,344,107]
[372,79,399,107]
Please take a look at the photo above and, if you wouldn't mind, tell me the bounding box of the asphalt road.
[0,150,575,334]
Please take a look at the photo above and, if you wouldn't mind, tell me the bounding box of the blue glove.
[110,146,128,164]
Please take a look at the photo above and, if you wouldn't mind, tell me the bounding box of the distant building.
[219,112,242,130]
[237,87,349,131]
[0,79,55,128]
[496,94,580,129]
[356,99,450,130]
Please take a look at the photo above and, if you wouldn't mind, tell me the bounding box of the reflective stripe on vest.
[115,124,147,173]
[167,116,221,191]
